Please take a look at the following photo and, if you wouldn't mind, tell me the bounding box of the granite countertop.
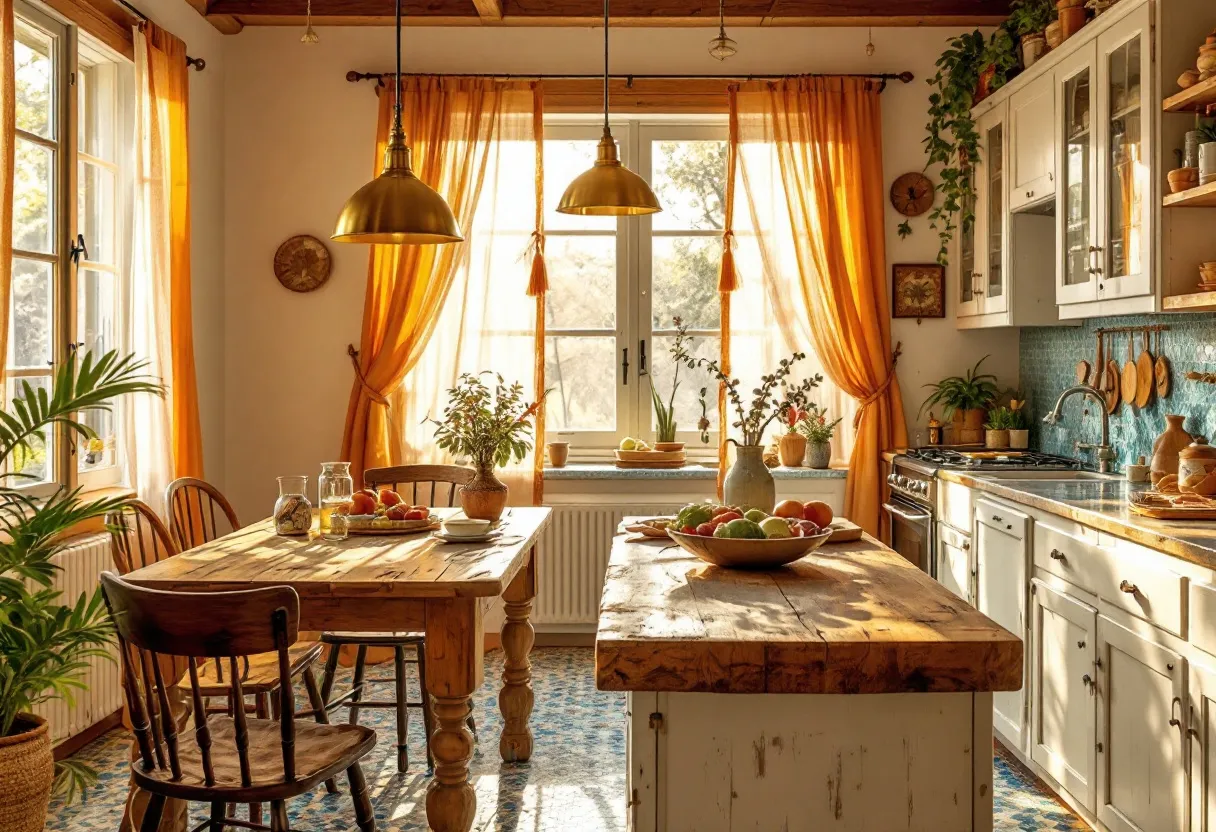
[544,463,847,480]
[941,470,1216,569]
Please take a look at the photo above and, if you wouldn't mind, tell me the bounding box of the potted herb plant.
[691,354,820,511]
[650,317,693,452]
[1007,0,1054,67]
[919,356,1000,445]
[432,372,544,521]
[0,351,162,830]
[798,406,844,470]
[1008,397,1030,449]
[984,406,1018,449]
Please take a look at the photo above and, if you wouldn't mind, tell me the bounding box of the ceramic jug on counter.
[722,442,775,512]
[1151,414,1192,485]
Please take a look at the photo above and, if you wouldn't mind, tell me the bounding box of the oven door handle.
[883,501,931,525]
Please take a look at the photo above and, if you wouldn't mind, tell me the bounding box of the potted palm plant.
[798,406,844,469]
[0,351,162,831]
[650,317,693,452]
[919,356,1000,445]
[432,372,544,521]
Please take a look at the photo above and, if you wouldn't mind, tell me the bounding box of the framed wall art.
[892,263,945,322]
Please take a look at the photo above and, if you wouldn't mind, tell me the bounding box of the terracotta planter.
[0,714,54,832]
[546,442,569,468]
[805,441,832,470]
[778,433,807,467]
[460,464,509,521]
[952,408,987,445]
[723,443,775,513]
[985,429,1011,449]
[975,65,997,102]
[1009,429,1030,450]
[1056,0,1087,40]
[654,442,685,453]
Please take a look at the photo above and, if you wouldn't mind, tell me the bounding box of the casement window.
[543,120,726,456]
[10,0,133,493]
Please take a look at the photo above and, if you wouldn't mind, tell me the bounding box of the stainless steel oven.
[883,494,933,574]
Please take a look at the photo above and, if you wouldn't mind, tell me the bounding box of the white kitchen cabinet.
[1030,578,1098,812]
[1009,73,1056,211]
[1095,615,1186,832]
[956,102,1008,325]
[937,522,973,605]
[1190,658,1216,832]
[1055,40,1100,306]
[975,499,1030,752]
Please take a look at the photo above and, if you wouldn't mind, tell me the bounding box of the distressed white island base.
[625,689,994,832]
[598,526,1021,832]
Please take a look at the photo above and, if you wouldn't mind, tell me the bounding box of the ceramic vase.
[806,441,832,470]
[778,433,807,467]
[0,714,54,832]
[546,441,569,468]
[1021,33,1048,68]
[1009,429,1030,450]
[1151,414,1192,485]
[461,463,509,521]
[723,443,775,513]
[1201,142,1216,186]
[985,429,1011,449]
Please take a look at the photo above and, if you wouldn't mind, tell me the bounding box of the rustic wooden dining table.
[124,505,553,832]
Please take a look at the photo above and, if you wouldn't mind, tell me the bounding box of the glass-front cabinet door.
[1096,4,1152,301]
[1055,43,1098,306]
[972,103,1008,317]
[957,167,979,317]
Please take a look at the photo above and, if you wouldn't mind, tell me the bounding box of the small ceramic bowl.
[441,517,492,538]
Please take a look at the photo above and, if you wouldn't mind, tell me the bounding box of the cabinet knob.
[1077,640,1086,649]
[1096,742,1104,753]
[1049,549,1066,561]
[1048,171,1054,182]
[962,541,971,551]
[1082,673,1093,687]
[1027,190,1034,198]
[1119,580,1138,595]
[992,515,1003,523]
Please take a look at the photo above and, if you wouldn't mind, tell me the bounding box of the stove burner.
[902,448,1084,470]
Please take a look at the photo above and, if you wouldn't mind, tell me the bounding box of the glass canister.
[318,462,354,541]
[274,476,313,536]
[1179,438,1216,495]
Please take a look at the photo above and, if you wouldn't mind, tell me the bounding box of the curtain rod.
[345,70,914,89]
[113,0,207,70]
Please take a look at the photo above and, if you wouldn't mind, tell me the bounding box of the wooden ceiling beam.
[471,0,504,22]
[185,0,245,34]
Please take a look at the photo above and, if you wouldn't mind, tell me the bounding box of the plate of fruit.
[345,488,439,534]
[666,500,835,569]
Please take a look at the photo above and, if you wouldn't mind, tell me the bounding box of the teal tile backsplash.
[1020,314,1216,470]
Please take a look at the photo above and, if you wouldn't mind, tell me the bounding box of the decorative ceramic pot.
[1200,142,1216,186]
[806,441,832,470]
[952,408,987,445]
[1009,429,1030,450]
[1150,414,1192,485]
[546,441,569,468]
[723,443,776,513]
[985,429,1011,450]
[460,464,509,521]
[778,433,807,467]
[1021,33,1048,68]
[0,714,54,832]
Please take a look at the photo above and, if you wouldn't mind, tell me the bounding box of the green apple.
[759,517,792,539]
[744,508,769,524]
[722,518,765,539]
[713,522,732,538]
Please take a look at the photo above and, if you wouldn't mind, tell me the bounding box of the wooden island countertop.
[596,527,1023,695]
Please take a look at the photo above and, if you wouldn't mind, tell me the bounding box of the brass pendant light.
[708,0,737,61]
[556,0,661,216]
[332,0,463,244]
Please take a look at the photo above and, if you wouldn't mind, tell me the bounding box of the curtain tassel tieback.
[347,344,390,407]
[717,229,740,293]
[526,230,549,297]
[852,341,902,429]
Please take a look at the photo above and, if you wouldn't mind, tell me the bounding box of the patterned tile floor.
[50,647,1088,831]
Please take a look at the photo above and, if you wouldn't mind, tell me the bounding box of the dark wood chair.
[99,572,377,832]
[107,500,337,811]
[319,464,477,774]
[165,477,241,552]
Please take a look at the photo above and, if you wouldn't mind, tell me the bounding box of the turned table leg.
[424,598,482,832]
[499,547,536,762]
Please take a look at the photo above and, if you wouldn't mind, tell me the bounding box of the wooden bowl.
[1169,167,1199,193]
[667,527,834,569]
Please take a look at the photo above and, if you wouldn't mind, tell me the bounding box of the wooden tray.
[346,514,441,535]
[615,449,687,463]
[1127,493,1216,520]
[825,518,863,543]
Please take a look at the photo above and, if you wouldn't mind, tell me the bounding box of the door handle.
[638,339,648,376]
[622,347,629,386]
[1119,580,1138,595]
[1170,696,1182,728]
[69,233,88,266]
[881,502,930,525]
[1049,549,1066,561]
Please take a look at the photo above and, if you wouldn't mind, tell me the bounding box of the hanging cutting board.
[1136,328,1154,408]
[1155,329,1172,399]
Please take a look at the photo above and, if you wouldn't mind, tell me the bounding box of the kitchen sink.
[974,470,1120,482]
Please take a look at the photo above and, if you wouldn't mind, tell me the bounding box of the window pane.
[546,236,616,329]
[6,375,53,486]
[14,138,54,253]
[14,20,54,140]
[10,258,52,369]
[77,268,117,355]
[652,140,726,231]
[545,336,616,431]
[649,334,720,434]
[78,161,115,265]
[652,236,720,329]
[544,139,617,232]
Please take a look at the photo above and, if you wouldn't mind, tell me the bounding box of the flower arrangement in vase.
[432,372,544,521]
[797,405,844,469]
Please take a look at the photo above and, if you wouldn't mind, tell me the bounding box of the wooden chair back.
[165,477,241,551]
[107,500,179,574]
[363,464,474,508]
[100,571,302,787]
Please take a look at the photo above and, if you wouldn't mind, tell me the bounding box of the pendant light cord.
[394,0,404,134]
[602,0,609,133]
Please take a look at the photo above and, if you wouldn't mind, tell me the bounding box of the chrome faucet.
[1042,384,1116,473]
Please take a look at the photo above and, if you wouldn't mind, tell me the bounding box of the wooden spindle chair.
[107,500,338,812]
[165,477,241,551]
[319,464,477,774]
[99,572,377,832]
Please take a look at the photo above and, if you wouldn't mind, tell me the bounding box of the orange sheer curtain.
[733,77,906,534]
[0,0,11,388]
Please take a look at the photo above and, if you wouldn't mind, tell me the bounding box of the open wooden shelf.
[1164,291,1216,312]
[1163,180,1216,208]
[1164,76,1216,114]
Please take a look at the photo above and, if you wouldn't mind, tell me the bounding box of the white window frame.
[544,117,728,460]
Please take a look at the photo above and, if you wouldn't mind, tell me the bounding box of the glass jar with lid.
[274,476,313,535]
[1179,438,1216,495]
[318,462,354,541]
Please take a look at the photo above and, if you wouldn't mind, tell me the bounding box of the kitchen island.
[596,526,1023,832]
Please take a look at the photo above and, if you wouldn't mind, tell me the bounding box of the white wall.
[221,24,1021,520]
[129,0,227,486]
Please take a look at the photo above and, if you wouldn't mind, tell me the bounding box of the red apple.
[681,525,697,535]
[411,505,429,515]
[715,511,743,524]
[773,499,804,519]
[710,505,735,518]
[695,522,716,536]
[802,500,834,527]
[385,505,408,521]
[403,509,426,521]
[379,489,404,507]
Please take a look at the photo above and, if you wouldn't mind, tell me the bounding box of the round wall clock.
[274,235,332,293]
[890,172,935,217]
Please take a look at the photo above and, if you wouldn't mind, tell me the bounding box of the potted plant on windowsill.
[650,317,693,452]
[0,351,162,831]
[984,406,1019,449]
[432,372,545,522]
[778,406,808,467]
[919,355,999,446]
[798,406,844,470]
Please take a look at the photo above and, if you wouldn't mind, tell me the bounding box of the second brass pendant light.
[556,0,662,216]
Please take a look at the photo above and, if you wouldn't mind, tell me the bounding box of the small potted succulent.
[984,406,1019,449]
[797,406,844,470]
[1008,397,1030,449]
[432,372,544,521]
[650,317,693,452]
[919,356,1000,445]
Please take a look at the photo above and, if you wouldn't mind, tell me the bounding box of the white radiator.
[533,504,682,629]
[31,533,123,745]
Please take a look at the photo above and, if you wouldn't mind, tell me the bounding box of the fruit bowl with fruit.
[667,500,836,569]
[345,488,439,534]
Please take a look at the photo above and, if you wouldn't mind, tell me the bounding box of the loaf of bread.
[1180,470,1216,496]
[1157,473,1180,494]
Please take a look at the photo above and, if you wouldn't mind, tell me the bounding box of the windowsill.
[543,463,847,480]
